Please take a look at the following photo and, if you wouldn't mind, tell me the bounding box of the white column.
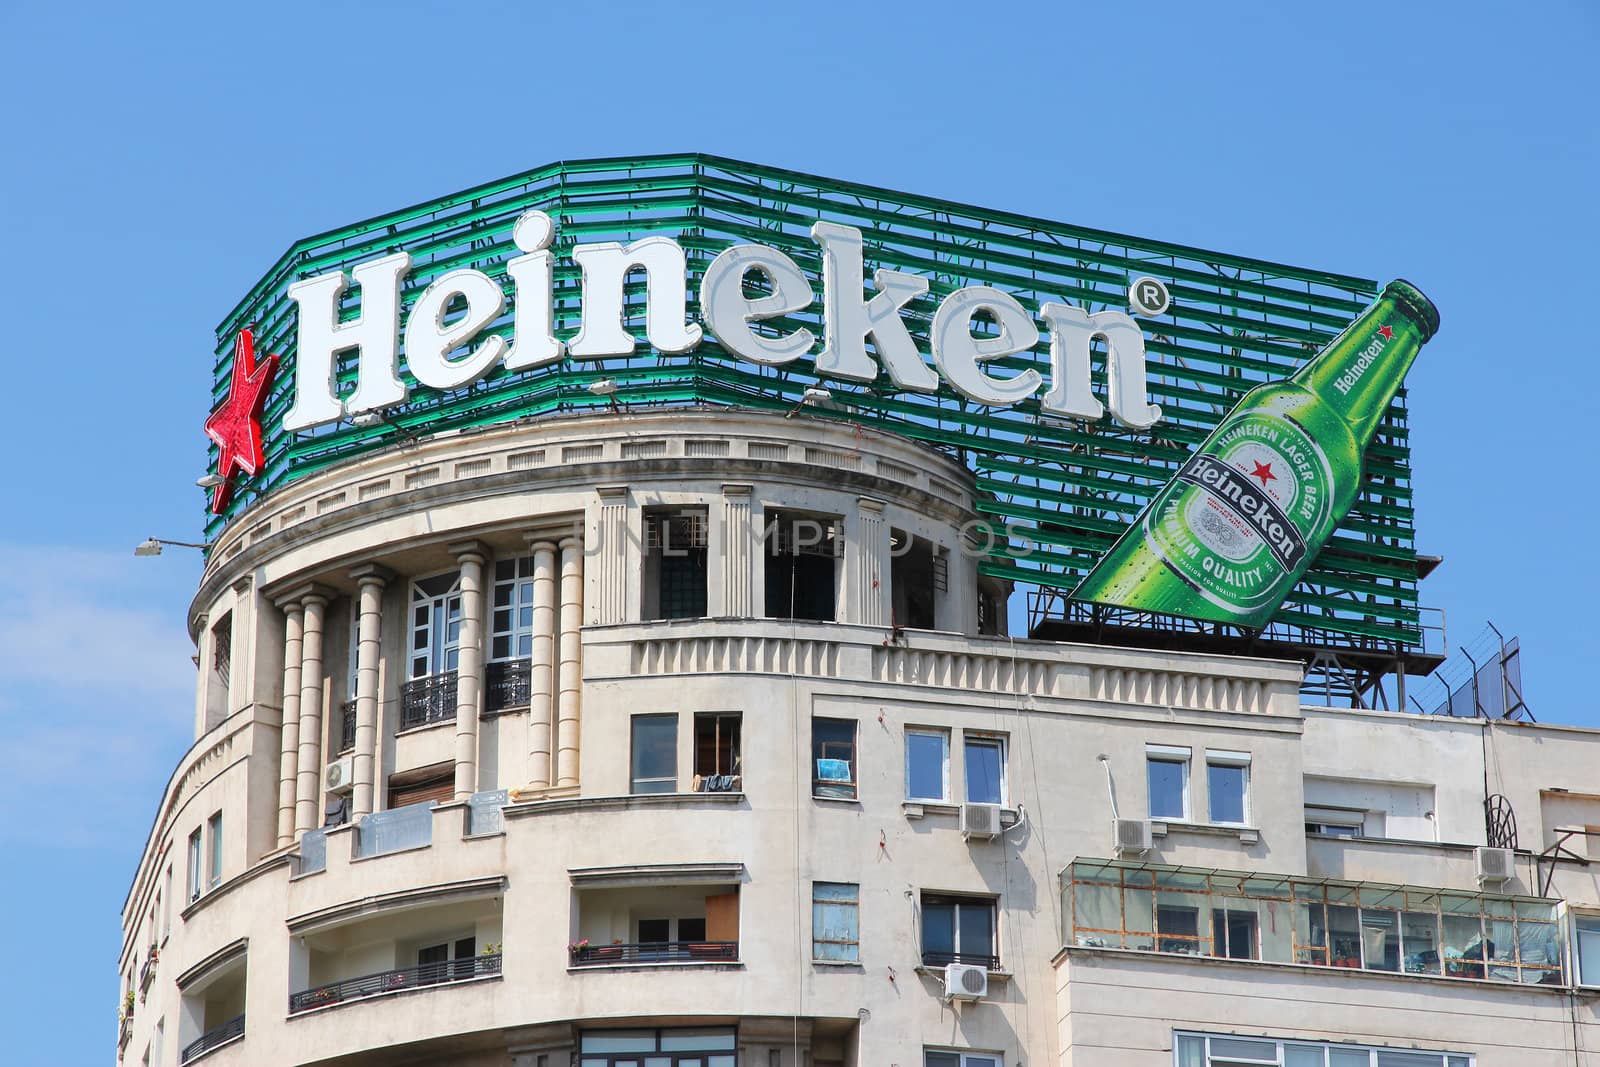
[854,497,890,626]
[593,487,629,625]
[556,536,583,787]
[348,565,390,819]
[274,602,304,848]
[526,538,558,788]
[451,541,489,801]
[719,483,753,617]
[293,587,332,835]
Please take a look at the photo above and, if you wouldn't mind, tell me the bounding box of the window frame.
[905,726,951,803]
[629,713,679,795]
[490,555,537,663]
[919,892,999,970]
[186,828,203,902]
[812,716,858,800]
[812,881,861,963]
[409,571,463,680]
[692,711,742,780]
[1206,749,1252,826]
[1575,913,1600,987]
[1147,744,1191,821]
[206,811,223,888]
[964,732,1008,806]
[1174,1030,1474,1066]
[924,1049,1003,1067]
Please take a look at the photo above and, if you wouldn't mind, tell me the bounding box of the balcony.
[400,672,457,730]
[570,941,737,966]
[290,892,503,1016]
[571,869,741,968]
[289,955,501,1013]
[117,1013,132,1056]
[920,949,1000,970]
[1063,858,1563,986]
[484,658,531,713]
[180,1014,244,1063]
[337,700,356,754]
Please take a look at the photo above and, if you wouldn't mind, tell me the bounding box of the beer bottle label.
[1142,398,1335,619]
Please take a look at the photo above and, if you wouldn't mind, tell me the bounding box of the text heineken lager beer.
[1072,279,1440,629]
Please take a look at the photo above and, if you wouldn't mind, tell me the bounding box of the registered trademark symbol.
[1128,276,1171,317]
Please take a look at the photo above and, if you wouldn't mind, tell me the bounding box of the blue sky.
[0,2,1596,1061]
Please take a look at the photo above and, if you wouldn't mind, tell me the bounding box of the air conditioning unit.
[1113,818,1153,857]
[1475,845,1515,885]
[943,962,988,1001]
[324,756,356,793]
[960,803,1001,840]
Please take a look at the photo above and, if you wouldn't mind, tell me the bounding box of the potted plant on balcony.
[122,991,135,1019]
[567,938,590,962]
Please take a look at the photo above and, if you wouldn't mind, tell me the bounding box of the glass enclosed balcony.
[1063,858,1563,986]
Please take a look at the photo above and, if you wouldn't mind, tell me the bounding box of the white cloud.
[0,544,198,848]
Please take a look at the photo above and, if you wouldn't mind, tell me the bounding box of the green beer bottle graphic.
[1072,279,1439,629]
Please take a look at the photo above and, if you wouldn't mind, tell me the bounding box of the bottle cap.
[1384,280,1440,342]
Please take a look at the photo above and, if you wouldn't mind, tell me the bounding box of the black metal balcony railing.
[920,949,1000,970]
[288,954,501,1013]
[400,672,457,730]
[338,700,357,754]
[569,941,738,966]
[485,658,532,713]
[180,1014,245,1063]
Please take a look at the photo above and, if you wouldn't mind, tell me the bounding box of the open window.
[890,528,943,630]
[693,712,741,792]
[643,508,709,620]
[812,717,857,800]
[764,508,839,621]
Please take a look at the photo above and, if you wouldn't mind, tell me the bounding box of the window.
[1207,751,1250,825]
[1577,916,1600,986]
[925,1052,1001,1067]
[186,829,203,902]
[631,714,678,794]
[890,528,942,630]
[812,882,860,962]
[965,733,1006,805]
[1305,807,1365,837]
[1065,860,1563,985]
[906,727,949,802]
[162,866,172,939]
[920,894,997,969]
[204,612,232,730]
[579,1029,736,1067]
[206,812,223,888]
[410,572,463,679]
[764,509,839,621]
[693,712,741,790]
[1174,1032,1473,1066]
[644,508,708,620]
[1147,745,1190,820]
[812,717,857,800]
[491,556,537,662]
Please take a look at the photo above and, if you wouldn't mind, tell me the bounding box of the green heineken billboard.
[1075,281,1438,629]
[206,153,1435,668]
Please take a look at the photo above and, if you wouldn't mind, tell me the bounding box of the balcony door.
[410,573,462,680]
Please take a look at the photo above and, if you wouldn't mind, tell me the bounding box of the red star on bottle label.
[1378,324,1394,340]
[1249,460,1277,488]
[203,329,279,513]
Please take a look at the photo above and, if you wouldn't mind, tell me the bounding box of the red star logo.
[203,329,278,513]
[1249,460,1277,488]
[1378,324,1394,340]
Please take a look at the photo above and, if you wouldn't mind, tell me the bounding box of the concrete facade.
[121,410,1600,1067]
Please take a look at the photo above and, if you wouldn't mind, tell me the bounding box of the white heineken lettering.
[1332,334,1387,395]
[281,213,1168,433]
